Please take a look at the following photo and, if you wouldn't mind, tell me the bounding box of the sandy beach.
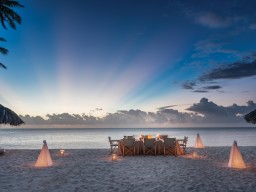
[1,147,256,192]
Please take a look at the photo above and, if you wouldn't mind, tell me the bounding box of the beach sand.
[1,147,256,192]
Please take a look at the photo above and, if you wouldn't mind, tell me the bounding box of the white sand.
[1,147,256,192]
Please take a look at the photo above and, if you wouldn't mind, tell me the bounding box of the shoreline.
[1,126,255,129]
[1,147,256,192]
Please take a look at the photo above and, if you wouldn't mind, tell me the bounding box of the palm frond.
[0,0,24,29]
[244,109,256,124]
[0,62,7,69]
[0,37,6,41]
[2,5,22,24]
[0,12,7,29]
[1,0,24,8]
[5,13,16,29]
[0,47,8,55]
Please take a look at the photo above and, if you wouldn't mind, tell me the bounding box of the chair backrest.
[123,138,135,147]
[144,138,155,147]
[184,136,188,144]
[108,136,111,143]
[124,135,134,139]
[164,138,176,147]
[159,135,168,140]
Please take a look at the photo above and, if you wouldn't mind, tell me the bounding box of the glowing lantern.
[148,134,152,139]
[59,149,65,156]
[112,153,117,161]
[35,140,53,167]
[228,141,246,169]
[195,133,204,148]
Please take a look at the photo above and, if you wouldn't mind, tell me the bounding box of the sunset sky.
[0,0,256,127]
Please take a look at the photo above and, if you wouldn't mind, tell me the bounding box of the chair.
[179,136,188,153]
[164,138,176,156]
[122,138,135,156]
[123,135,134,139]
[108,136,119,154]
[140,135,147,139]
[159,135,168,140]
[143,138,156,156]
[0,148,5,156]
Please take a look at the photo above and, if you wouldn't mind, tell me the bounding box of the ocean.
[0,127,255,149]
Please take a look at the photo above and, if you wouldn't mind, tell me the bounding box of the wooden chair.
[140,135,148,139]
[143,138,156,156]
[108,136,119,154]
[123,135,134,139]
[179,136,188,153]
[0,148,5,156]
[159,135,168,140]
[164,138,176,156]
[122,138,135,156]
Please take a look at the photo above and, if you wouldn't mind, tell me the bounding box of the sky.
[0,0,256,127]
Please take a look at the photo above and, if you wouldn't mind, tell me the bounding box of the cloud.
[193,90,208,93]
[20,115,46,125]
[192,39,236,58]
[182,53,256,92]
[20,113,100,125]
[196,12,233,28]
[19,98,256,127]
[186,98,256,123]
[187,98,227,116]
[199,56,256,82]
[182,81,222,92]
[89,108,103,115]
[46,113,85,125]
[103,110,149,125]
[157,105,179,110]
[249,23,256,30]
[182,81,196,89]
[203,85,222,90]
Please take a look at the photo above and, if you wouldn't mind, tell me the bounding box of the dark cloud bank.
[183,53,256,92]
[19,98,256,127]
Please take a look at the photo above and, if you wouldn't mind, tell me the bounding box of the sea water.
[0,127,255,149]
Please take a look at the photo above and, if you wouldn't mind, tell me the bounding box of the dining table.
[118,139,184,156]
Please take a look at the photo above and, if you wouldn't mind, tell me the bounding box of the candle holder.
[59,149,65,156]
[111,153,117,161]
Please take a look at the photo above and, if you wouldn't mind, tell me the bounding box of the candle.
[112,153,117,161]
[60,149,65,156]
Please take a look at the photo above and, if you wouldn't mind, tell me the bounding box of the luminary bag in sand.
[228,140,246,169]
[195,133,204,148]
[35,140,53,167]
